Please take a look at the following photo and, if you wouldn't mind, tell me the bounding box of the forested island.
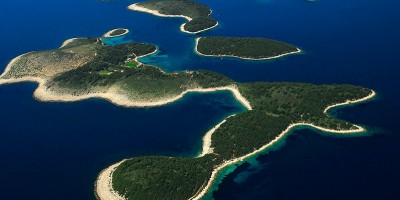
[196,37,301,60]
[0,36,375,200]
[129,0,218,34]
[103,28,129,38]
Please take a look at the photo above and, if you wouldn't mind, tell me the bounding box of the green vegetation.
[135,0,218,33]
[48,40,233,99]
[61,37,98,49]
[197,37,299,59]
[124,61,139,68]
[50,42,158,92]
[211,83,371,159]
[113,155,215,200]
[112,82,373,199]
[99,70,112,75]
[185,17,217,33]
[108,28,128,37]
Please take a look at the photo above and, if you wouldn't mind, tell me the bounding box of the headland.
[0,31,376,200]
[128,0,218,34]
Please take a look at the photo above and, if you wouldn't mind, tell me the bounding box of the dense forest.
[211,83,372,159]
[113,155,215,200]
[135,0,218,33]
[197,37,299,59]
[184,17,217,32]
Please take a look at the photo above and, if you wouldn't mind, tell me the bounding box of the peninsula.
[196,37,301,60]
[128,0,218,34]
[0,36,375,200]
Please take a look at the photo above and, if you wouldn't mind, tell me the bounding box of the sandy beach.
[95,160,127,200]
[103,28,129,38]
[194,37,302,60]
[128,3,218,34]
[198,114,236,157]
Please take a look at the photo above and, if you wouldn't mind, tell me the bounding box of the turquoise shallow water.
[0,0,399,199]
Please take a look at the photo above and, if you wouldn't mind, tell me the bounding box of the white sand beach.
[198,114,236,157]
[95,160,127,200]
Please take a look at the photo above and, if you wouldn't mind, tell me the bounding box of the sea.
[0,0,399,199]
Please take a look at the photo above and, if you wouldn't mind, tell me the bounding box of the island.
[0,37,236,106]
[128,0,218,34]
[103,28,130,38]
[195,37,301,60]
[0,36,375,200]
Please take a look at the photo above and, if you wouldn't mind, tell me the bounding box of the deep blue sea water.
[1,0,399,199]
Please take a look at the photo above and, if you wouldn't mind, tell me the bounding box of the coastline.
[0,52,33,82]
[194,37,302,60]
[324,90,377,114]
[133,47,158,65]
[180,21,219,34]
[189,90,376,200]
[198,114,236,157]
[0,75,251,109]
[95,159,127,200]
[103,28,130,38]
[60,38,79,48]
[128,3,218,34]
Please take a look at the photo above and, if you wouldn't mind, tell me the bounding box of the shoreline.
[189,90,376,200]
[324,90,377,114]
[0,52,34,81]
[198,114,236,157]
[103,28,130,38]
[133,47,158,65]
[95,159,127,200]
[0,75,251,109]
[60,38,79,48]
[194,37,302,60]
[1,37,90,82]
[180,21,219,34]
[128,3,218,34]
